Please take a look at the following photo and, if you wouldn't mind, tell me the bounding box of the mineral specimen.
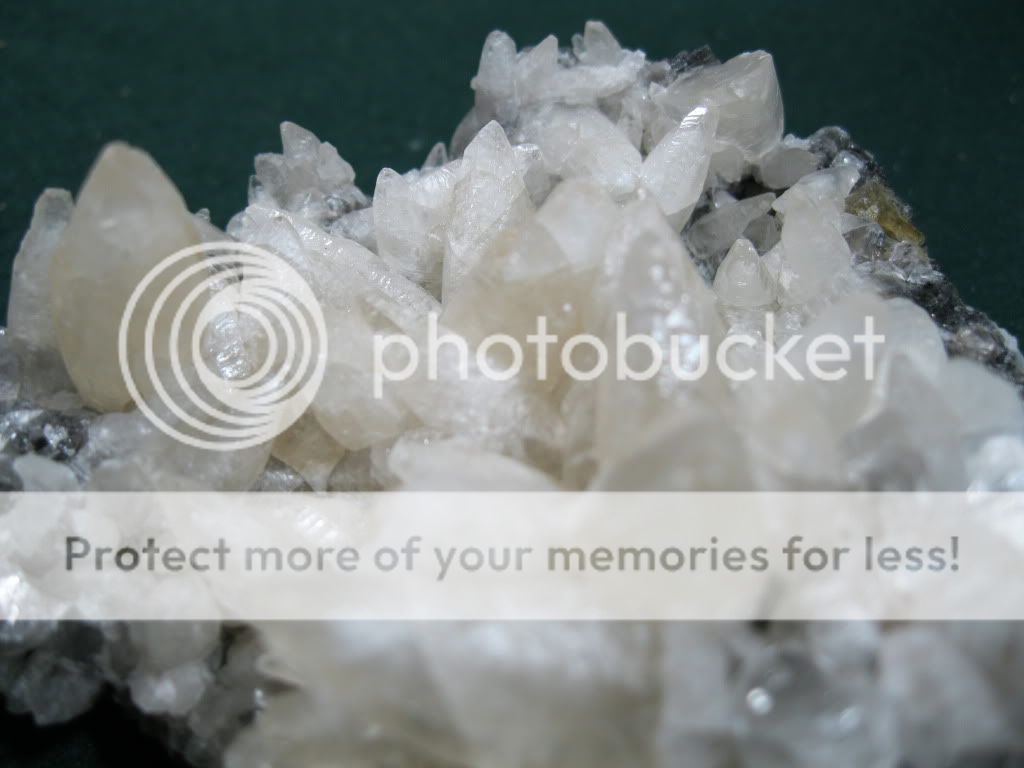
[4,19,1024,768]
[48,144,204,412]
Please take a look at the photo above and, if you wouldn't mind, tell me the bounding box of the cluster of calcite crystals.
[4,20,1024,768]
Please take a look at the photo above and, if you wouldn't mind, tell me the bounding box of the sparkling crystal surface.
[3,21,1024,768]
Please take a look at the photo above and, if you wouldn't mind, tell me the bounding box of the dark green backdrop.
[0,1,1022,765]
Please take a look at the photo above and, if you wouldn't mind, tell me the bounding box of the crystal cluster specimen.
[4,20,1024,768]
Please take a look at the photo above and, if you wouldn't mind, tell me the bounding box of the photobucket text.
[372,312,884,398]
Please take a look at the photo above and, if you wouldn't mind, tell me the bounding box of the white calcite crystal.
[49,143,204,412]
[443,120,533,299]
[251,120,368,229]
[713,237,776,307]
[373,162,456,297]
[8,189,73,354]
[756,134,819,189]
[5,19,1024,768]
[651,49,783,179]
[639,105,717,227]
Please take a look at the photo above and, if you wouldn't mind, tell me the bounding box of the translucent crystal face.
[48,143,204,413]
[4,18,1024,768]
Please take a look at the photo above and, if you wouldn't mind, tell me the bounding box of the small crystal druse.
[4,21,1024,768]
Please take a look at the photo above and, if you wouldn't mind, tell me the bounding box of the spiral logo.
[118,241,327,451]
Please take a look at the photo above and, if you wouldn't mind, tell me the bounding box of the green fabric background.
[0,1,1022,765]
